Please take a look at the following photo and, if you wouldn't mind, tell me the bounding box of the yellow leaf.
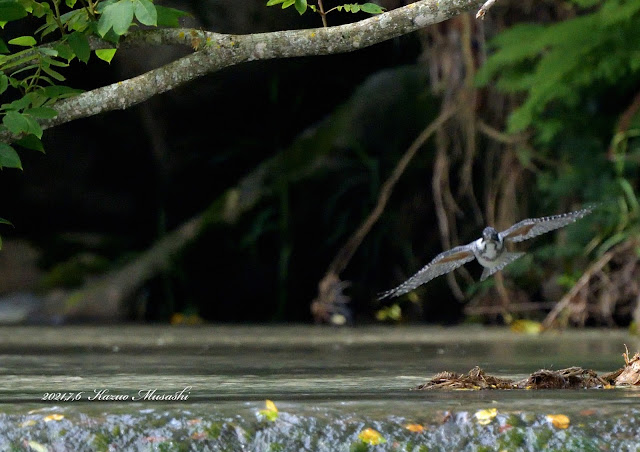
[474,408,498,425]
[259,399,279,421]
[21,419,37,427]
[405,423,425,433]
[43,414,64,422]
[546,414,570,429]
[510,319,543,334]
[264,400,277,412]
[358,428,386,445]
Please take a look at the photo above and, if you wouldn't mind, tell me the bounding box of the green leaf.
[35,21,59,38]
[24,107,57,119]
[134,0,156,26]
[8,36,37,47]
[54,43,75,62]
[41,55,69,68]
[60,8,91,33]
[0,1,27,22]
[42,85,82,100]
[98,0,135,36]
[294,0,307,14]
[350,4,361,13]
[95,48,117,63]
[0,217,11,225]
[16,134,44,152]
[41,65,66,81]
[0,38,8,53]
[155,5,189,27]
[23,92,47,108]
[0,73,7,95]
[24,115,43,138]
[30,1,50,18]
[282,0,295,9]
[67,31,90,63]
[266,0,286,5]
[38,47,58,57]
[3,94,32,111]
[361,3,385,14]
[65,0,78,6]
[3,110,30,134]
[0,142,22,169]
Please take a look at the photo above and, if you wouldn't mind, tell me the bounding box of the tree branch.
[476,0,498,20]
[1,0,483,143]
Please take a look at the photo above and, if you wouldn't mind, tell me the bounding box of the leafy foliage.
[0,0,188,241]
[476,0,640,141]
[266,0,384,23]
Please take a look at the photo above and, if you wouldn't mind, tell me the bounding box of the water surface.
[0,325,638,450]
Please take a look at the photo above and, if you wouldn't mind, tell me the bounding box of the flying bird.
[378,207,594,300]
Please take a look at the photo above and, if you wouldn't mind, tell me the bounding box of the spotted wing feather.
[378,244,475,300]
[500,207,593,243]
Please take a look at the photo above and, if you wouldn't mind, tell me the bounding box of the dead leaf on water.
[358,428,386,445]
[510,319,543,334]
[474,408,498,425]
[546,414,570,429]
[43,414,64,422]
[405,423,425,433]
[259,399,279,421]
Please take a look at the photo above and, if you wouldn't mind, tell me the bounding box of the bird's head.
[482,227,500,242]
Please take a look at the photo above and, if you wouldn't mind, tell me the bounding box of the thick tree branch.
[1,0,483,143]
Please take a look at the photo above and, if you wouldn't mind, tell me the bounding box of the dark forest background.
[0,0,638,327]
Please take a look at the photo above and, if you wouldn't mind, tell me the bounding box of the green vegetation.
[266,0,385,26]
[0,0,638,324]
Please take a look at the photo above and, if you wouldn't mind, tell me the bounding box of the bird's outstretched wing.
[378,244,476,300]
[499,206,593,243]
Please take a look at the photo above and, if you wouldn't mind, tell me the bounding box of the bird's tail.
[480,252,525,281]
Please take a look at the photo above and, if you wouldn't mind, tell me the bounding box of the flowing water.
[0,325,638,451]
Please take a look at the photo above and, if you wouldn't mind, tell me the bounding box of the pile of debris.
[416,349,640,390]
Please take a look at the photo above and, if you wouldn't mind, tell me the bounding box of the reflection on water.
[0,325,638,450]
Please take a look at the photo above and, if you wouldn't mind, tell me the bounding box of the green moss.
[498,428,526,449]
[92,432,110,452]
[349,441,370,452]
[534,428,554,449]
[205,422,223,439]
